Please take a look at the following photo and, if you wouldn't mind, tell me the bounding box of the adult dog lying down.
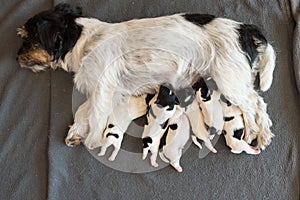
[16,4,275,150]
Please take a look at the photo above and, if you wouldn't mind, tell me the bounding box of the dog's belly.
[120,50,202,96]
[119,64,197,97]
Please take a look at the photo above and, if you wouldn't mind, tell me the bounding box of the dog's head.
[16,4,82,72]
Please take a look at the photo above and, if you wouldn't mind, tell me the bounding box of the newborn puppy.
[185,98,217,153]
[193,77,224,139]
[220,96,261,155]
[159,107,190,172]
[142,85,179,167]
[98,94,149,161]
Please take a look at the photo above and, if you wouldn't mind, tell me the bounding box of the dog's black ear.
[54,3,82,16]
[36,20,63,59]
[32,4,82,60]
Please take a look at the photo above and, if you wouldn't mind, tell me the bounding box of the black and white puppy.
[142,85,179,167]
[185,98,217,153]
[220,97,261,155]
[159,107,190,172]
[16,4,276,150]
[98,94,149,161]
[193,77,224,139]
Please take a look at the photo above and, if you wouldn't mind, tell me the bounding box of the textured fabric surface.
[0,0,299,199]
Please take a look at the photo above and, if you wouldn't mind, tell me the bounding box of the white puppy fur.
[159,107,190,172]
[54,14,276,150]
[98,95,148,161]
[195,82,224,138]
[185,98,217,153]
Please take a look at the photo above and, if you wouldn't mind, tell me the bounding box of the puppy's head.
[16,4,82,72]
[155,85,179,110]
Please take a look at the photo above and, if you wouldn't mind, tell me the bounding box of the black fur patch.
[144,116,149,126]
[183,14,215,26]
[220,94,232,106]
[108,124,114,128]
[155,85,178,109]
[254,72,261,91]
[192,77,215,102]
[23,4,82,61]
[249,138,258,147]
[233,128,244,140]
[238,24,267,66]
[145,93,156,106]
[166,104,175,111]
[204,77,218,90]
[169,124,178,131]
[159,127,169,149]
[204,123,209,130]
[174,87,195,107]
[106,133,119,139]
[199,106,202,111]
[196,137,204,145]
[224,116,234,122]
[142,137,152,148]
[202,94,211,102]
[209,127,217,135]
[160,119,169,129]
[148,107,157,119]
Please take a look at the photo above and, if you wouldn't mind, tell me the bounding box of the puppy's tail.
[256,43,276,92]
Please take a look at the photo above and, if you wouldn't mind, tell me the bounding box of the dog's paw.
[65,133,82,147]
[257,128,274,150]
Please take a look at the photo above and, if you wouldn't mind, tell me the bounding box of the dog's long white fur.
[60,14,275,149]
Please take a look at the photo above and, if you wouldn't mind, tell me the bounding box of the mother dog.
[16,4,275,150]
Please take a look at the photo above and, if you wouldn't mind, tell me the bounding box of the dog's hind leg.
[241,92,273,150]
[84,85,121,149]
[65,99,90,147]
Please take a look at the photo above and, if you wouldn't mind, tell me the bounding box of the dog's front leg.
[65,99,90,147]
[84,88,118,149]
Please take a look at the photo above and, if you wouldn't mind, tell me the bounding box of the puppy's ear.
[16,25,28,38]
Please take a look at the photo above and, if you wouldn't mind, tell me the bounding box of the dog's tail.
[256,42,276,92]
[239,24,276,91]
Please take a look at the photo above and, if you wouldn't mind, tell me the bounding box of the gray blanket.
[0,0,299,199]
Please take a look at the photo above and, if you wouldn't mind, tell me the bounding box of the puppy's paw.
[210,148,217,153]
[65,133,82,147]
[171,161,182,172]
[84,134,102,149]
[97,151,105,157]
[108,155,116,161]
[151,162,159,168]
[174,166,183,172]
